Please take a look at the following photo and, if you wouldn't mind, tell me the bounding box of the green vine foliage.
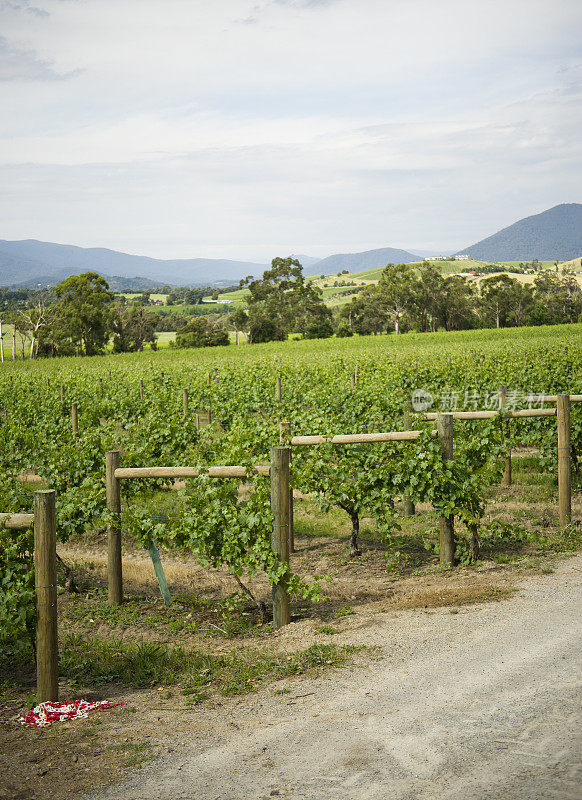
[0,326,580,653]
[0,473,36,656]
[124,476,321,602]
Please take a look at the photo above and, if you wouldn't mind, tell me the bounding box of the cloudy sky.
[1,0,581,261]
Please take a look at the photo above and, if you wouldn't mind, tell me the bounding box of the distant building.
[454,254,470,260]
[426,256,448,261]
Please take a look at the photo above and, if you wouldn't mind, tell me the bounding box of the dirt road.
[87,557,582,800]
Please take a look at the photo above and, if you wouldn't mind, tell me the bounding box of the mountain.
[0,239,268,288]
[456,204,582,261]
[290,254,322,268]
[306,247,419,275]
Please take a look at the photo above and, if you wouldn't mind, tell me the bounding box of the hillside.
[306,247,418,275]
[457,203,582,261]
[0,240,267,288]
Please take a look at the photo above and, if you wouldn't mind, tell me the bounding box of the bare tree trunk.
[349,510,361,557]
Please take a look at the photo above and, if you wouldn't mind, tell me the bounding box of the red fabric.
[18,699,124,728]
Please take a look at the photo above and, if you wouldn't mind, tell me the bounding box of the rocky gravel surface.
[86,556,582,800]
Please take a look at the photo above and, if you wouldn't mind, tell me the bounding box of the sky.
[0,0,581,262]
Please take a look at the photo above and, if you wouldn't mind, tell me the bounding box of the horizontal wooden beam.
[291,430,438,446]
[423,408,557,421]
[0,512,34,529]
[114,465,270,480]
[537,394,582,403]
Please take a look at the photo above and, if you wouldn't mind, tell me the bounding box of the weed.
[57,634,366,699]
[317,625,339,635]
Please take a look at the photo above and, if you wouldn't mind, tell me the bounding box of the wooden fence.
[289,396,576,566]
[1,490,58,702]
[105,448,292,629]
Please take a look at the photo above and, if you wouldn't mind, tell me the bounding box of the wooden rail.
[423,408,557,420]
[114,465,270,479]
[0,512,34,528]
[291,430,438,446]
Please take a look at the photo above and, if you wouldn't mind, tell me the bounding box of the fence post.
[71,402,78,436]
[270,447,291,628]
[403,410,416,516]
[139,379,144,400]
[99,377,103,398]
[498,385,512,486]
[276,377,282,402]
[34,489,58,703]
[106,450,123,604]
[60,385,65,403]
[557,394,571,528]
[278,423,294,552]
[182,388,189,420]
[437,413,455,568]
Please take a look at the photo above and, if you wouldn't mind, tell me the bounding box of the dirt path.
[85,555,582,800]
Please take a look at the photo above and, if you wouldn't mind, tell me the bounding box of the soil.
[87,553,582,800]
[1,545,579,800]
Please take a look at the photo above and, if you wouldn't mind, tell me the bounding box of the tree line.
[2,258,581,358]
[337,262,582,336]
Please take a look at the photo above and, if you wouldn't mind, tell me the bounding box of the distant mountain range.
[303,247,419,275]
[456,204,582,261]
[0,240,268,289]
[1,203,580,288]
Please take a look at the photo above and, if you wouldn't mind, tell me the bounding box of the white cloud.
[0,0,580,258]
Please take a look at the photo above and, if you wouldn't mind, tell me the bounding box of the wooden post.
[139,379,144,400]
[106,451,123,604]
[276,377,282,402]
[60,385,65,403]
[182,388,189,420]
[279,421,290,444]
[437,413,455,568]
[160,371,164,382]
[350,373,355,389]
[71,402,78,435]
[195,413,200,431]
[498,386,512,486]
[270,447,291,629]
[403,411,415,516]
[207,372,211,385]
[34,489,58,702]
[354,364,358,382]
[557,394,571,528]
[278,423,294,552]
[99,377,103,397]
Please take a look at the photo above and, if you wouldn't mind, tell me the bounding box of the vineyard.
[1,324,582,693]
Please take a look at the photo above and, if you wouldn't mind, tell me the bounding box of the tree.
[175,317,229,348]
[14,295,55,359]
[111,303,159,352]
[53,272,114,356]
[378,263,418,334]
[229,307,250,343]
[340,285,393,335]
[530,271,582,325]
[416,263,445,332]
[242,257,331,342]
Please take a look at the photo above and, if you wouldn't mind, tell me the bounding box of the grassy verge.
[57,636,364,701]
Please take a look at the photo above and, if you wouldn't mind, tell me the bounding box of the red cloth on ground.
[18,699,124,727]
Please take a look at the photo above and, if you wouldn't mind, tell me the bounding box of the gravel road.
[88,557,582,800]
